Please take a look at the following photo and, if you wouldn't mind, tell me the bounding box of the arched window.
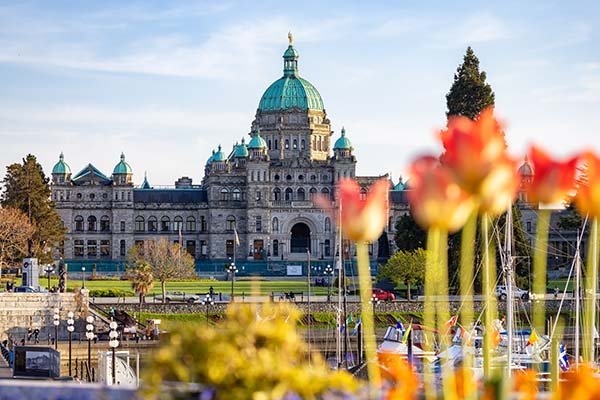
[311,175,317,181]
[360,187,368,200]
[200,216,207,232]
[251,171,255,181]
[286,174,292,181]
[297,188,305,201]
[272,217,279,233]
[87,215,97,231]
[74,215,84,232]
[285,139,289,149]
[174,216,183,232]
[232,188,241,201]
[301,139,305,149]
[293,139,297,149]
[220,188,229,201]
[226,216,236,231]
[186,216,196,232]
[273,239,279,257]
[285,188,293,201]
[161,216,170,232]
[309,187,317,199]
[148,216,157,232]
[100,215,110,232]
[273,188,281,201]
[324,239,331,257]
[135,216,145,232]
[274,139,278,149]
[325,217,331,233]
[321,187,330,200]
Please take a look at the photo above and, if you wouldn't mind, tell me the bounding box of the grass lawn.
[20,277,332,296]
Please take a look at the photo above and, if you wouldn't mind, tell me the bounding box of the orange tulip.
[316,178,389,243]
[407,156,475,232]
[576,152,600,219]
[378,353,419,400]
[513,369,538,400]
[526,145,579,205]
[557,364,600,400]
[439,107,519,216]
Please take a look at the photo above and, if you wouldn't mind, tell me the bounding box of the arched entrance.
[290,223,311,253]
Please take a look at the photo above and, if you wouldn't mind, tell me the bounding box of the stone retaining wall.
[0,292,88,341]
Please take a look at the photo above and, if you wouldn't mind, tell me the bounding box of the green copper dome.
[258,34,324,112]
[333,127,352,150]
[234,138,249,157]
[248,129,267,149]
[393,177,406,191]
[52,152,71,175]
[206,149,216,166]
[212,145,226,162]
[113,153,132,175]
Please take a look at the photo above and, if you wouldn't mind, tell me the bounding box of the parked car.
[155,292,198,304]
[372,288,395,302]
[15,286,39,293]
[496,285,530,301]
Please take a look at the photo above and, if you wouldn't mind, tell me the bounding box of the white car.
[496,285,530,301]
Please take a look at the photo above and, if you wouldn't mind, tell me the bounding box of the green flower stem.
[533,210,550,335]
[584,218,599,362]
[481,214,497,380]
[423,228,440,400]
[460,212,477,399]
[356,241,381,397]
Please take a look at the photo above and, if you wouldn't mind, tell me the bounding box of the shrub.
[89,288,135,297]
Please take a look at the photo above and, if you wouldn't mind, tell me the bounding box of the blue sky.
[1,0,599,186]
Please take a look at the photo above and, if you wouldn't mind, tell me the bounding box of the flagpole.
[307,248,312,364]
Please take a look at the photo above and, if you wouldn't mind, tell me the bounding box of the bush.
[89,288,135,297]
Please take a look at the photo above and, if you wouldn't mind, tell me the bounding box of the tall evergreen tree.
[446,47,495,119]
[1,154,65,263]
[394,214,426,251]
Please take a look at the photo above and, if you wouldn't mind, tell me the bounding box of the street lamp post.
[81,267,86,289]
[109,320,119,386]
[85,315,95,380]
[67,311,75,376]
[52,308,60,350]
[226,263,238,302]
[201,294,214,326]
[44,265,54,290]
[369,293,381,312]
[324,265,334,303]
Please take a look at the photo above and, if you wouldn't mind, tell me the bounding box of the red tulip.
[575,152,600,219]
[317,178,389,243]
[526,145,579,205]
[407,156,475,232]
[439,107,518,215]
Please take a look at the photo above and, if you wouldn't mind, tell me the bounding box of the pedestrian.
[554,287,559,299]
[209,286,214,297]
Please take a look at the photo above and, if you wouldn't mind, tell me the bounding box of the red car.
[372,288,395,302]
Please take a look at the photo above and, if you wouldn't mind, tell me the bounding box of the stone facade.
[49,38,400,268]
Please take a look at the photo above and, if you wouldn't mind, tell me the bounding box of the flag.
[351,318,362,336]
[559,343,570,371]
[402,323,412,344]
[527,329,539,346]
[233,227,240,246]
[452,326,463,343]
[444,315,458,329]
[340,315,353,333]
[396,320,404,331]
[492,327,502,347]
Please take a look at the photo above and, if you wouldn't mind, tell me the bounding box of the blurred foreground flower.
[439,107,518,215]
[142,303,358,400]
[513,369,538,400]
[316,178,389,242]
[378,353,419,400]
[556,365,600,400]
[407,156,474,232]
[576,152,600,219]
[526,145,579,205]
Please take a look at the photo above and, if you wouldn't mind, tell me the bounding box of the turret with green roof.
[51,152,71,184]
[112,152,133,185]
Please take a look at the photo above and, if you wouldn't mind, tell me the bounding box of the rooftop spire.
[59,151,64,161]
[283,33,299,77]
[120,152,125,161]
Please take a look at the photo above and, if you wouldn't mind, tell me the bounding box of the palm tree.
[129,261,154,305]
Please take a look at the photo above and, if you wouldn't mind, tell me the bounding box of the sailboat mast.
[575,230,581,367]
[505,204,514,376]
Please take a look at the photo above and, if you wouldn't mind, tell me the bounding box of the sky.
[0,0,599,186]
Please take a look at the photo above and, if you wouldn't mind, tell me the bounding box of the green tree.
[446,46,495,119]
[394,214,426,251]
[128,238,195,303]
[558,203,584,231]
[127,261,154,304]
[378,249,426,300]
[1,155,65,263]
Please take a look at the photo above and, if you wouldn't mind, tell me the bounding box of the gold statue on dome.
[288,31,293,45]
